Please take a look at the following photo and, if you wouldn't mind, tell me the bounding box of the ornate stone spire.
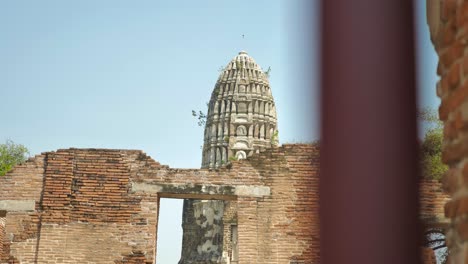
[179,51,279,264]
[201,51,278,168]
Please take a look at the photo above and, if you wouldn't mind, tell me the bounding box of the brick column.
[237,197,259,264]
[0,210,5,262]
[427,0,468,263]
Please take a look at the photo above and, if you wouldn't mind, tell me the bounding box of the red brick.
[443,20,457,47]
[443,168,459,194]
[445,200,458,218]
[456,2,468,27]
[439,80,468,121]
[456,221,468,240]
[440,41,464,70]
[448,62,461,89]
[0,146,322,263]
[443,120,457,140]
[442,0,457,21]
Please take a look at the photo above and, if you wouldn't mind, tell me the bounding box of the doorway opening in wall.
[156,198,184,263]
[155,197,238,264]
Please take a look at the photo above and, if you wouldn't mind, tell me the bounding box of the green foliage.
[192,110,207,127]
[418,108,447,180]
[192,102,209,127]
[270,130,279,146]
[418,107,443,127]
[0,140,29,176]
[229,156,238,162]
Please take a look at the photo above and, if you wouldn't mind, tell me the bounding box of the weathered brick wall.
[0,154,45,263]
[0,144,451,264]
[427,0,468,262]
[0,214,5,262]
[0,154,45,202]
[0,145,320,264]
[421,247,437,264]
[42,149,143,223]
[419,180,450,264]
[420,179,450,227]
[239,144,320,263]
[222,200,237,262]
[127,144,321,264]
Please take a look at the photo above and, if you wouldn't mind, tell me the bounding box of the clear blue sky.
[0,0,437,263]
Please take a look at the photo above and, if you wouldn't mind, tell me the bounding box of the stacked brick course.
[42,149,141,223]
[422,247,437,264]
[420,179,451,226]
[0,144,319,264]
[0,144,448,263]
[427,0,468,262]
[0,213,5,262]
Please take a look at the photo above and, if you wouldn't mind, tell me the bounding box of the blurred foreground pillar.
[319,1,421,264]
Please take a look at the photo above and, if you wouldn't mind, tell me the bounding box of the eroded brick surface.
[422,247,437,264]
[420,179,451,225]
[0,145,320,264]
[0,144,448,263]
[0,216,5,262]
[427,0,468,262]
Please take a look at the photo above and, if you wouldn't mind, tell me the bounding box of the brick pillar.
[0,210,5,262]
[427,0,468,263]
[421,247,437,264]
[237,197,258,264]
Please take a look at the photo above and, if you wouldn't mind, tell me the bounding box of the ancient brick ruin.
[427,0,468,263]
[0,21,456,262]
[180,50,280,264]
[0,145,320,263]
[0,145,452,264]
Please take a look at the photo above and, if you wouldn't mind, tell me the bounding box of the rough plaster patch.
[131,182,163,193]
[234,186,270,197]
[0,200,35,211]
[132,182,270,197]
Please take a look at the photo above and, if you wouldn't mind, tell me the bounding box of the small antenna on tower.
[241,34,246,52]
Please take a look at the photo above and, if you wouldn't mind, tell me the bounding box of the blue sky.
[1,0,437,263]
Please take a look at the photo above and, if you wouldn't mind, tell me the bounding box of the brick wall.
[0,144,450,263]
[0,214,5,262]
[0,145,320,264]
[427,0,468,263]
[422,247,437,264]
[222,200,237,262]
[420,179,450,226]
[0,154,44,264]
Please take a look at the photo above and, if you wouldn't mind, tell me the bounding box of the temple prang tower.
[202,50,278,168]
[179,51,278,264]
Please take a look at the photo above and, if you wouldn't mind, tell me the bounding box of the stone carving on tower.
[179,51,278,264]
[201,50,278,168]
